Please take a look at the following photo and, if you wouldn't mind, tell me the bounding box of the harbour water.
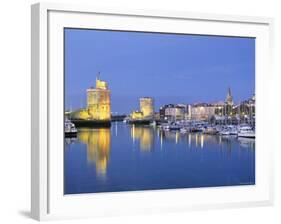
[64,122,255,194]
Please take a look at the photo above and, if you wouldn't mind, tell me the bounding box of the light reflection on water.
[78,128,111,176]
[131,125,154,151]
[64,122,255,194]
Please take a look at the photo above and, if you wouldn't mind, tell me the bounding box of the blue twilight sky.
[64,28,255,114]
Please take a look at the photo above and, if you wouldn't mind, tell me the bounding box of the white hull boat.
[238,132,255,138]
[65,119,78,137]
[220,131,230,135]
[238,126,255,138]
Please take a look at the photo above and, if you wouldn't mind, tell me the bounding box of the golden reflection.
[130,125,154,151]
[78,128,111,175]
[132,124,135,143]
[156,132,219,149]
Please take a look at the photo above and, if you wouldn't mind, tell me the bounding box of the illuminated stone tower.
[140,97,154,118]
[87,77,111,121]
[225,87,234,106]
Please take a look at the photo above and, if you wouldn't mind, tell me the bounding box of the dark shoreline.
[71,119,111,128]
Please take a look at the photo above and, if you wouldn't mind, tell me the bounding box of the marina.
[158,121,255,136]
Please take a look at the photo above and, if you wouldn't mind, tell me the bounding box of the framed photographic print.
[31,2,274,221]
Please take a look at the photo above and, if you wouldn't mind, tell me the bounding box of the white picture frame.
[31,2,274,221]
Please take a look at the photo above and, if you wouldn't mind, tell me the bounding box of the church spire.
[96,71,101,81]
[226,87,233,105]
[227,87,231,97]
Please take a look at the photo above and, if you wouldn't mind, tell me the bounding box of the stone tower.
[140,97,154,118]
[87,77,111,121]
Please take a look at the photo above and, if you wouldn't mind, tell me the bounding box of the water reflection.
[78,128,111,175]
[70,126,255,159]
[238,137,255,149]
[156,130,252,156]
[65,137,77,145]
[159,131,219,149]
[65,123,255,194]
[130,125,154,151]
[200,134,204,148]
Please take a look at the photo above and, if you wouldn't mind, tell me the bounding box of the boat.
[203,126,218,135]
[228,125,238,135]
[160,122,181,131]
[159,123,170,131]
[237,126,255,138]
[180,127,189,133]
[219,127,230,135]
[219,130,230,135]
[229,128,238,135]
[65,119,78,137]
[189,126,202,133]
[168,124,181,131]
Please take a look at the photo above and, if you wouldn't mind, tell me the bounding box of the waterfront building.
[159,104,186,120]
[212,101,225,116]
[189,103,216,121]
[159,106,166,120]
[233,93,255,125]
[187,88,234,121]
